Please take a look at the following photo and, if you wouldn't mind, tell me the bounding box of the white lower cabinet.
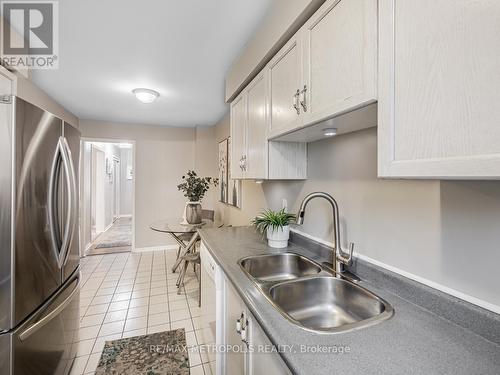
[246,312,292,375]
[221,274,291,375]
[224,280,247,374]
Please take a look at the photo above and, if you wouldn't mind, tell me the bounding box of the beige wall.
[194,126,218,211]
[79,120,195,249]
[210,122,500,310]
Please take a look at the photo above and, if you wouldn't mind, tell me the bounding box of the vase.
[185,201,202,224]
[266,225,290,248]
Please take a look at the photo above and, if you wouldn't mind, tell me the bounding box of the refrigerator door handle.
[48,138,64,268]
[18,271,80,341]
[60,137,77,267]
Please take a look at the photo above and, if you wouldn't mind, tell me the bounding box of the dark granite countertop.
[198,226,500,375]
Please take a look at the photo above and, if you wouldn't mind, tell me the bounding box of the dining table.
[149,218,221,286]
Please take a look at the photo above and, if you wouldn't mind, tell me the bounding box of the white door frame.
[91,145,106,240]
[80,137,136,257]
[112,156,120,221]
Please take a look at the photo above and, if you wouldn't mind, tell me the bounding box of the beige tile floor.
[71,250,210,375]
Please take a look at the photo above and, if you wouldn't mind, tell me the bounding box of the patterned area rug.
[95,329,190,375]
[94,217,132,249]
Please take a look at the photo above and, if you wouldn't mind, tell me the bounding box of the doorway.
[81,140,135,256]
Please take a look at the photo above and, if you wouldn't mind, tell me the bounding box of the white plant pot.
[266,225,290,248]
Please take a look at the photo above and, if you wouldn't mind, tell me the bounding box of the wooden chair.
[176,209,215,306]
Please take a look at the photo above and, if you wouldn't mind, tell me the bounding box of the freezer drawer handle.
[19,272,80,342]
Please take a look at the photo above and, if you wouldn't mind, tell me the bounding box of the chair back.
[201,209,215,221]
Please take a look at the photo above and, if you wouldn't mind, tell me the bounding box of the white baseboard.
[119,214,132,218]
[290,228,500,314]
[133,245,178,253]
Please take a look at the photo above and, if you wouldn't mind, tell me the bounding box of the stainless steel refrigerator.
[0,96,81,375]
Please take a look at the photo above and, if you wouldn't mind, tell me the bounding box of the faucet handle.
[338,242,354,266]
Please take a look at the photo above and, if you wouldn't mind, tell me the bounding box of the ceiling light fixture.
[323,128,338,137]
[132,88,159,103]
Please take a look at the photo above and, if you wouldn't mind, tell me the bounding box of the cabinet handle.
[242,155,247,172]
[236,318,242,334]
[240,326,247,343]
[292,89,300,115]
[300,85,307,112]
[236,312,244,333]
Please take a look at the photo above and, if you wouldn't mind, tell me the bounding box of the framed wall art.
[218,137,241,208]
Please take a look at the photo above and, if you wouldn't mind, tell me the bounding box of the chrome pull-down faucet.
[296,192,354,275]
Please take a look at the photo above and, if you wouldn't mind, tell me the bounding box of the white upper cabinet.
[267,0,378,141]
[301,0,377,126]
[378,0,500,179]
[230,93,247,180]
[267,33,303,138]
[230,69,307,180]
[246,72,268,179]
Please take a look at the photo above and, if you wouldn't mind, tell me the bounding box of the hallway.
[87,217,132,255]
[81,140,135,256]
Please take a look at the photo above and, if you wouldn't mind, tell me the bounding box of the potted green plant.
[177,170,218,224]
[252,208,296,248]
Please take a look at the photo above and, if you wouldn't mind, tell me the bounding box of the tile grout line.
[85,253,129,373]
[76,254,116,374]
[120,252,142,337]
[80,255,107,317]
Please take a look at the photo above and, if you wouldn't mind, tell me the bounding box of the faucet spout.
[296,192,354,275]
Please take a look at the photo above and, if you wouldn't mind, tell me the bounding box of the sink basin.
[269,276,393,333]
[239,253,322,282]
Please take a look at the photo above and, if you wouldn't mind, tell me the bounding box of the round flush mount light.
[132,88,159,103]
[323,128,338,137]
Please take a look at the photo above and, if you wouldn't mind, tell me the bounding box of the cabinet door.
[224,279,247,375]
[230,93,247,179]
[246,312,292,375]
[301,0,377,127]
[267,33,303,139]
[378,0,500,178]
[246,71,268,179]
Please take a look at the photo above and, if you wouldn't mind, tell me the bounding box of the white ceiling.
[31,0,272,127]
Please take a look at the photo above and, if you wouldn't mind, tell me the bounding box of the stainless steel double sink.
[239,253,393,334]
